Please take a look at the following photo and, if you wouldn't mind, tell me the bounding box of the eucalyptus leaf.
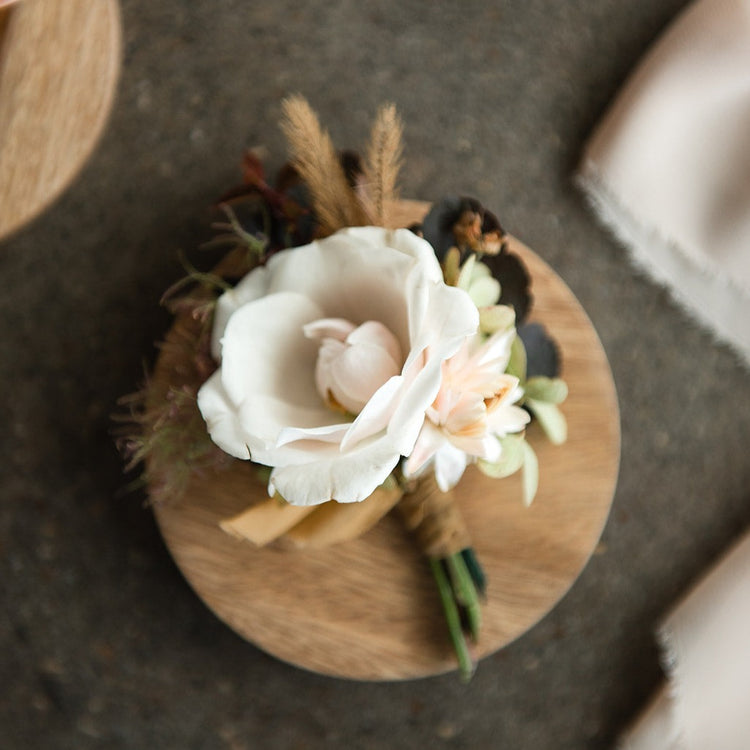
[479,305,516,336]
[506,334,527,381]
[526,398,568,445]
[469,276,501,307]
[477,434,526,478]
[457,253,477,292]
[524,376,568,404]
[521,441,539,507]
[470,260,492,278]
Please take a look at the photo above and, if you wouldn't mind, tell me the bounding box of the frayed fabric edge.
[615,684,684,750]
[657,622,689,750]
[575,159,750,370]
[614,624,686,749]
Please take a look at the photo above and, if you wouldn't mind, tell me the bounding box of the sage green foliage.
[477,434,526,478]
[457,254,502,308]
[476,334,568,502]
[506,334,528,381]
[525,398,567,445]
[479,305,515,336]
[476,435,539,506]
[521,441,539,507]
[524,376,568,404]
[524,376,568,445]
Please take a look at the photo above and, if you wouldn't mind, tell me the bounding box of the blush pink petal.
[328,341,401,413]
[303,318,356,342]
[346,320,403,364]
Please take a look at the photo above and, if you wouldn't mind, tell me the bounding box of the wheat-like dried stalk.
[363,103,403,227]
[280,96,366,233]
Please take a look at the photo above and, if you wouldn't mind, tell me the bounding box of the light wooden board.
[0,0,121,240]
[152,201,620,680]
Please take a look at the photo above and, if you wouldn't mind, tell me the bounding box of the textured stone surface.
[2,1,749,748]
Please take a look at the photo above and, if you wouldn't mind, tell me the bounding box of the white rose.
[197,227,479,506]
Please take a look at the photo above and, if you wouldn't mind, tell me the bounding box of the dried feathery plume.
[363,103,403,227]
[280,96,367,234]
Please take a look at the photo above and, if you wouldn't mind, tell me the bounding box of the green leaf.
[477,434,525,478]
[456,253,477,293]
[479,305,515,336]
[468,276,501,307]
[524,376,568,404]
[471,259,492,278]
[506,334,527,381]
[521,441,539,506]
[526,398,568,445]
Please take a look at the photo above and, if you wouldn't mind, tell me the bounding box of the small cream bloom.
[405,325,530,491]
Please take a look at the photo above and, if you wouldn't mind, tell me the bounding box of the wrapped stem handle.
[397,473,471,561]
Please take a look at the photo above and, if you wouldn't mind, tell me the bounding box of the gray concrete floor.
[2,1,750,748]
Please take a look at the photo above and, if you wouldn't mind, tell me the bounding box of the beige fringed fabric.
[397,474,471,559]
[620,531,750,750]
[578,0,750,366]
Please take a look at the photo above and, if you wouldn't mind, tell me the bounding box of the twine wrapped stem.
[397,473,487,681]
[398,472,470,558]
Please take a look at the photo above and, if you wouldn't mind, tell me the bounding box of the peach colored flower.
[404,326,530,491]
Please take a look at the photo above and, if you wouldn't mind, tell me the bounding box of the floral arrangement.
[118,97,568,680]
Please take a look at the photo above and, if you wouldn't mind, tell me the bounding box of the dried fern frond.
[113,293,227,505]
[280,95,367,234]
[363,103,403,227]
[114,381,229,504]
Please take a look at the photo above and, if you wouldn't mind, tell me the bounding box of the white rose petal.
[307,318,402,415]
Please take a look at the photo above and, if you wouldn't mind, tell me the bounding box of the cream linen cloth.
[577,0,750,365]
[620,531,750,750]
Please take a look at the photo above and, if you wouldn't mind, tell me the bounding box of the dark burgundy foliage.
[215,151,316,253]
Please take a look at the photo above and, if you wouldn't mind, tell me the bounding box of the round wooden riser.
[152,201,620,680]
[0,0,120,240]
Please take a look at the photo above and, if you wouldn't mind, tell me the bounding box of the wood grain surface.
[0,0,121,240]
[152,201,620,680]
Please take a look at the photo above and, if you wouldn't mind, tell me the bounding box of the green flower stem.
[429,558,475,682]
[460,547,487,597]
[445,552,482,643]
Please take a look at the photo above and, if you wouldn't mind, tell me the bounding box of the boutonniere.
[118,97,571,680]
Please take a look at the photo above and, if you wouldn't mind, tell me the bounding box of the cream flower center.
[304,318,403,415]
